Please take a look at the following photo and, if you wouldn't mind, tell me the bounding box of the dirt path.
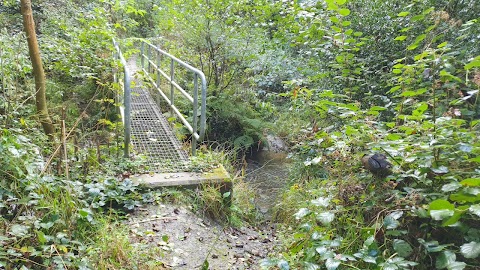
[128,203,277,269]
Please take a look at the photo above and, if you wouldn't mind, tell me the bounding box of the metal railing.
[112,38,131,158]
[140,40,207,155]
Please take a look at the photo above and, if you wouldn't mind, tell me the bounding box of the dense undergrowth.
[139,0,480,269]
[0,1,256,269]
[2,0,480,269]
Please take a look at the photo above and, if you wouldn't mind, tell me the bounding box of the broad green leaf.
[436,251,456,269]
[429,199,454,210]
[458,143,473,153]
[393,239,413,257]
[295,208,311,219]
[420,240,448,252]
[311,197,331,207]
[398,11,410,17]
[407,44,419,50]
[437,42,448,48]
[384,211,403,229]
[316,246,334,260]
[469,204,480,217]
[393,69,403,74]
[411,14,425,21]
[450,193,480,203]
[338,9,350,16]
[430,210,454,220]
[386,133,403,140]
[336,0,346,5]
[432,166,449,174]
[460,242,480,258]
[441,210,464,226]
[447,261,466,270]
[317,212,335,225]
[303,262,320,270]
[441,182,461,192]
[395,35,408,41]
[389,86,402,93]
[325,258,341,270]
[465,59,480,70]
[460,178,480,187]
[469,156,480,163]
[36,231,46,244]
[353,31,363,37]
[10,224,29,237]
[330,16,339,23]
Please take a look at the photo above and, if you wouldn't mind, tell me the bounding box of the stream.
[244,135,290,216]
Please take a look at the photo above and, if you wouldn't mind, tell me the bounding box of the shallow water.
[245,150,290,215]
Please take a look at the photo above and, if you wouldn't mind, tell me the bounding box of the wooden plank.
[133,165,231,187]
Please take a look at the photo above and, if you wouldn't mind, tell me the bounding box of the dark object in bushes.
[362,153,392,176]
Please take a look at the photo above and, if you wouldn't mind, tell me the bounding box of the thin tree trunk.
[20,0,55,137]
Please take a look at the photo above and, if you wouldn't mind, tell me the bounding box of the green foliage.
[260,0,480,269]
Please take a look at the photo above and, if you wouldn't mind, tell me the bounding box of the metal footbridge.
[113,39,230,189]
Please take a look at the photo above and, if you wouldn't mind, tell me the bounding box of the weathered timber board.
[132,165,231,187]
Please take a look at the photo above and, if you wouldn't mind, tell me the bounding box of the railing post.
[170,58,175,117]
[124,69,131,158]
[192,74,199,155]
[147,45,151,72]
[156,51,161,106]
[141,42,144,69]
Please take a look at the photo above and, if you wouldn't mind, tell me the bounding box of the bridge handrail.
[140,40,207,155]
[112,38,131,158]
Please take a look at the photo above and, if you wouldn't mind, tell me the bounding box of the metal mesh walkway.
[128,60,189,173]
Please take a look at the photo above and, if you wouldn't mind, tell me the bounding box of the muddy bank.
[128,203,278,269]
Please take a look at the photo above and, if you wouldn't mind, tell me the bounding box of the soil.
[127,203,278,270]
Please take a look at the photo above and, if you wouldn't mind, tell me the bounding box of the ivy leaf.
[447,261,467,270]
[311,197,331,207]
[9,224,29,237]
[294,208,310,220]
[460,242,480,258]
[436,250,456,269]
[316,246,334,260]
[325,258,341,270]
[441,182,461,192]
[383,211,403,229]
[431,166,449,174]
[317,212,335,225]
[469,204,480,217]
[393,239,413,257]
[303,262,320,270]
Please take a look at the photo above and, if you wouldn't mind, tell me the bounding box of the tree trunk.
[20,0,55,137]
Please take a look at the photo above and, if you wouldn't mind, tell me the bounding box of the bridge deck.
[128,58,189,173]
[126,55,231,191]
